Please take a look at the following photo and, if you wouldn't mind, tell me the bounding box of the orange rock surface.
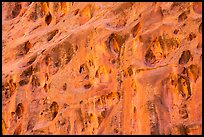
[2,2,202,135]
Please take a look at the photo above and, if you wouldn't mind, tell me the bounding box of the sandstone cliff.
[2,2,202,135]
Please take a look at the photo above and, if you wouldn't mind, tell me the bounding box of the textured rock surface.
[2,2,202,135]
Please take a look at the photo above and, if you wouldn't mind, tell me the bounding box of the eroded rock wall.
[2,2,202,135]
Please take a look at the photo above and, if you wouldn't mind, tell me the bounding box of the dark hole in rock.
[188,32,196,41]
[50,101,59,120]
[132,22,141,38]
[179,50,192,65]
[24,41,32,54]
[27,54,37,66]
[174,29,179,34]
[63,83,67,91]
[79,64,86,73]
[31,75,40,88]
[145,49,156,65]
[11,3,22,19]
[19,79,29,86]
[30,11,38,22]
[127,65,133,76]
[80,100,83,104]
[74,9,80,15]
[20,66,33,78]
[178,12,188,22]
[84,75,89,80]
[45,12,52,25]
[199,22,202,34]
[84,83,92,89]
[47,30,59,41]
[16,103,24,118]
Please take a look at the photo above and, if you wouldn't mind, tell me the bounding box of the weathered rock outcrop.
[2,2,202,135]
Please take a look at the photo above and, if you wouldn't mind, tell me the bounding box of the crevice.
[47,30,59,41]
[45,12,52,25]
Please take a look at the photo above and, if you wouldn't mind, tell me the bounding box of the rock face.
[2,2,202,135]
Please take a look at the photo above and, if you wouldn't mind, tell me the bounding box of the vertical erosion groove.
[27,117,36,131]
[147,101,160,135]
[13,124,22,135]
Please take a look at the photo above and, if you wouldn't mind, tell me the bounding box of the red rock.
[2,2,202,135]
[193,2,202,14]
